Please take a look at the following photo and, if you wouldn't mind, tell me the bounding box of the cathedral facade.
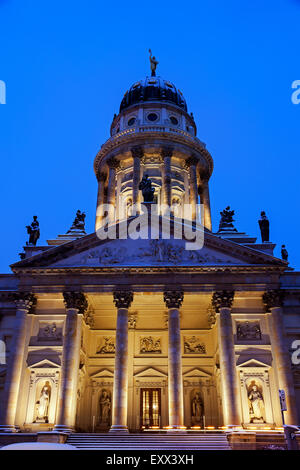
[0,69,300,437]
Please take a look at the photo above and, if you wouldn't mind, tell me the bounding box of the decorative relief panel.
[38,322,62,342]
[183,336,206,354]
[236,321,261,340]
[96,336,115,354]
[140,336,161,354]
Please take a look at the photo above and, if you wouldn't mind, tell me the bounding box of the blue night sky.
[0,0,299,272]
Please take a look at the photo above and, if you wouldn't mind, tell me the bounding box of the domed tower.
[94,71,213,231]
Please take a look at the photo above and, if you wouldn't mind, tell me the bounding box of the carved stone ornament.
[84,307,95,328]
[184,336,206,354]
[164,290,184,309]
[113,291,133,309]
[236,321,261,340]
[38,322,62,341]
[262,289,285,312]
[96,336,116,354]
[211,290,235,312]
[63,292,88,314]
[14,292,37,312]
[128,313,137,329]
[140,336,161,354]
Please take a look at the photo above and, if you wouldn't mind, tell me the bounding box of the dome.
[119,77,188,112]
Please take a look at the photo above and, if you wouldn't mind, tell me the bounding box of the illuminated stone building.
[0,68,300,441]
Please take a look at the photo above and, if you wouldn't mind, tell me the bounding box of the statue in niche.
[258,211,269,242]
[67,210,86,233]
[139,174,155,202]
[191,391,204,424]
[140,336,161,353]
[26,216,40,246]
[34,381,51,423]
[218,206,237,232]
[97,336,115,354]
[99,389,111,425]
[248,382,265,423]
[149,49,159,76]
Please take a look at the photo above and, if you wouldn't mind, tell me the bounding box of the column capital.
[13,292,37,312]
[131,146,144,159]
[212,290,235,312]
[161,146,173,159]
[164,290,184,309]
[262,289,285,312]
[184,155,199,169]
[113,291,133,309]
[107,157,120,169]
[96,170,107,183]
[63,291,88,314]
[199,169,210,182]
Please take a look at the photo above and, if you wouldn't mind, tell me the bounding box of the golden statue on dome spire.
[149,49,159,76]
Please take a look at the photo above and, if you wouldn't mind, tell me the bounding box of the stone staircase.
[66,432,231,450]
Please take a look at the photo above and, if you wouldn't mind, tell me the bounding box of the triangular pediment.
[90,368,114,378]
[29,359,60,369]
[11,216,287,271]
[134,367,167,377]
[237,358,270,368]
[183,368,211,378]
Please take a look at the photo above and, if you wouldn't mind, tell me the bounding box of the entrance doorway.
[140,388,161,428]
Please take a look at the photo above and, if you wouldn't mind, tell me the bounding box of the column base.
[53,425,74,434]
[0,425,19,433]
[166,426,187,433]
[109,425,129,434]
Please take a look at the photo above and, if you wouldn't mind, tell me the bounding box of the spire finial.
[149,49,159,77]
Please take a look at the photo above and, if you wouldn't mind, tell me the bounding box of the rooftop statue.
[67,210,86,233]
[258,211,269,243]
[281,244,288,261]
[139,174,155,202]
[218,206,237,232]
[149,49,159,77]
[26,216,40,246]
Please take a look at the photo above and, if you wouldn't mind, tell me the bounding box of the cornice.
[93,131,214,176]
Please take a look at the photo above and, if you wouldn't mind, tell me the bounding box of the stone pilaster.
[263,289,298,424]
[164,290,185,430]
[54,292,87,432]
[199,170,212,231]
[0,292,36,432]
[185,156,199,221]
[212,290,240,427]
[106,157,119,222]
[110,291,133,433]
[95,170,107,231]
[131,147,143,210]
[161,147,173,212]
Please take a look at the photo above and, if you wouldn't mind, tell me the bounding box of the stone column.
[164,290,185,430]
[95,170,107,231]
[54,292,87,432]
[185,156,199,222]
[161,147,173,213]
[263,290,298,424]
[0,293,36,432]
[212,290,240,427]
[131,146,143,212]
[199,170,212,231]
[110,291,133,433]
[106,157,119,223]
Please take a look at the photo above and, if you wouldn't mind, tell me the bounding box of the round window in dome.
[127,117,136,126]
[147,113,159,122]
[170,116,179,126]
